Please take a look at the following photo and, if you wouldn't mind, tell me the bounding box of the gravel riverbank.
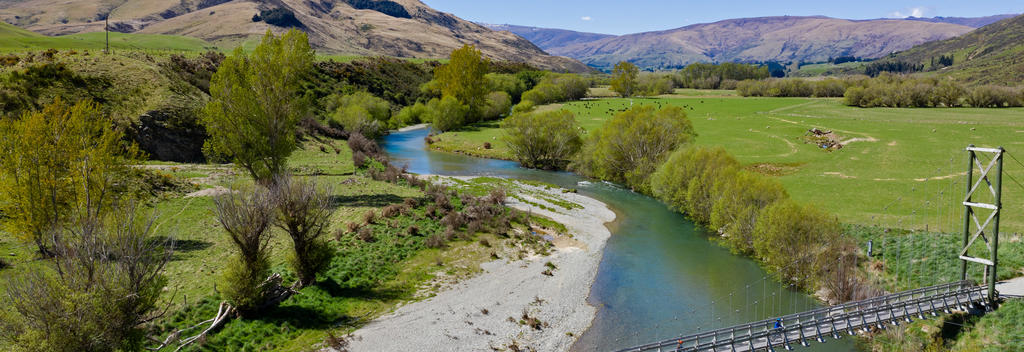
[345,178,616,351]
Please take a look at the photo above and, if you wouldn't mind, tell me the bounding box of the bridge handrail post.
[873,298,886,329]
[746,330,755,352]
[813,314,825,343]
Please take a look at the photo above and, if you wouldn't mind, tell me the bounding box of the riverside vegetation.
[0,30,583,351]
[428,58,1024,349]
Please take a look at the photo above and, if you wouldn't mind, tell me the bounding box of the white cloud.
[888,6,928,18]
[581,16,592,21]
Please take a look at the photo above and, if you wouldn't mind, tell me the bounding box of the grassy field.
[432,91,1024,237]
[0,23,217,53]
[0,22,449,65]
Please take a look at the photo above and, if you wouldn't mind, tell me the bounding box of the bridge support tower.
[960,145,1004,303]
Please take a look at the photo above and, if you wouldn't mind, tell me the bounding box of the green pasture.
[0,23,216,53]
[432,93,1024,235]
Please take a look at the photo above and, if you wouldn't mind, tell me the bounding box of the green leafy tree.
[501,109,583,169]
[486,73,527,103]
[610,61,639,97]
[710,170,788,254]
[481,91,512,120]
[391,101,428,128]
[0,98,138,256]
[434,45,490,120]
[753,199,841,289]
[637,73,674,96]
[424,95,468,132]
[650,146,739,215]
[203,29,314,184]
[574,105,695,192]
[327,91,392,138]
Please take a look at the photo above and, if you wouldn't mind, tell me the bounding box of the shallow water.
[380,127,858,351]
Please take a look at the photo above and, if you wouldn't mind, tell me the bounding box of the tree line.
[605,61,773,98]
[736,74,1024,108]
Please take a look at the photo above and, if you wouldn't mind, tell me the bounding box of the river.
[380,127,858,351]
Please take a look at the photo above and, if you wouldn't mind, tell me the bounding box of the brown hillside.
[549,16,974,70]
[0,0,590,72]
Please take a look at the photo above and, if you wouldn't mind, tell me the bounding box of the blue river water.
[380,127,858,351]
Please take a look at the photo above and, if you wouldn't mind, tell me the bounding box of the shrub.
[481,91,512,120]
[363,210,377,225]
[710,170,788,254]
[519,74,589,105]
[342,0,411,18]
[423,95,468,132]
[501,109,583,169]
[270,175,335,287]
[356,226,374,242]
[487,73,528,103]
[966,85,1022,108]
[678,62,769,89]
[650,146,740,215]
[425,233,446,248]
[391,101,428,128]
[933,81,966,107]
[487,188,506,205]
[214,187,276,316]
[753,200,842,289]
[637,73,674,96]
[811,79,846,97]
[326,91,391,138]
[347,133,386,166]
[574,105,695,192]
[381,204,402,218]
[1,206,172,351]
[259,8,302,27]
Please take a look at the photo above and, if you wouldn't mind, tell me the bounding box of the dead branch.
[149,273,299,351]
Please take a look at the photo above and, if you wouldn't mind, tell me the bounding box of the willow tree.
[610,61,639,97]
[203,29,314,184]
[0,98,138,256]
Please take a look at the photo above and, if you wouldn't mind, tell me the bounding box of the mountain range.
[485,15,1017,70]
[0,0,590,72]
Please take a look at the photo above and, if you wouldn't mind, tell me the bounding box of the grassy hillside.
[0,0,591,72]
[0,23,217,52]
[885,14,1024,85]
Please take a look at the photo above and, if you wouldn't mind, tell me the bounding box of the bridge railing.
[616,280,987,352]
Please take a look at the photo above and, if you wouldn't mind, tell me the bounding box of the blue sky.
[421,0,1024,35]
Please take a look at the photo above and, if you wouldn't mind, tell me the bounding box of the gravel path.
[345,179,615,351]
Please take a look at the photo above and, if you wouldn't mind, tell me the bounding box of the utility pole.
[104,15,109,54]
[959,145,1004,303]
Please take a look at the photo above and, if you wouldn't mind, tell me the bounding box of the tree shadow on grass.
[454,121,501,133]
[150,237,213,261]
[330,194,404,208]
[316,278,409,302]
